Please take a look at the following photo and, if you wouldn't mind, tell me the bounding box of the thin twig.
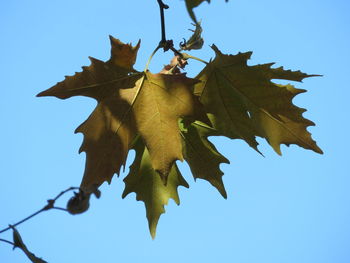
[0,238,15,246]
[0,209,45,234]
[0,186,79,234]
[157,0,168,43]
[52,187,79,201]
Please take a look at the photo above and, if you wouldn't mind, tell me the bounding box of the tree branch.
[157,0,169,44]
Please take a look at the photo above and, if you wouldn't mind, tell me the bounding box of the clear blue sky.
[1,0,349,262]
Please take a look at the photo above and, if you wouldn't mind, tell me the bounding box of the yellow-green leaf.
[195,45,323,155]
[122,137,189,239]
[132,72,201,184]
[181,120,229,198]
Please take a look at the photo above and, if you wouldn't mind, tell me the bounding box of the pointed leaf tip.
[36,90,46,97]
[36,43,140,101]
[108,36,141,69]
[123,138,188,238]
[181,121,229,198]
[210,45,253,62]
[210,44,221,54]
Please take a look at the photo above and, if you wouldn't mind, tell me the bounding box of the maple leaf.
[122,137,188,238]
[130,72,203,185]
[38,36,141,192]
[194,45,323,155]
[38,36,204,192]
[180,120,229,198]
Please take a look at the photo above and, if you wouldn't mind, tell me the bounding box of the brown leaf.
[75,88,138,192]
[38,36,204,190]
[160,56,188,74]
[37,37,141,192]
[109,36,140,69]
[37,36,140,100]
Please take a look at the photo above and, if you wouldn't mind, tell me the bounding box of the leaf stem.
[52,186,80,202]
[182,53,208,64]
[144,45,162,71]
[170,46,184,58]
[52,207,68,212]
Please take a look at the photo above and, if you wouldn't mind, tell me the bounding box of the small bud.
[66,191,90,215]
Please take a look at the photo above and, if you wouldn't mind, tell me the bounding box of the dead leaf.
[160,55,188,74]
[180,22,204,51]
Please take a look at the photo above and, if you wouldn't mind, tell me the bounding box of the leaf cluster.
[38,29,322,236]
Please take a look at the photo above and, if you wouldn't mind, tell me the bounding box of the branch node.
[43,199,55,211]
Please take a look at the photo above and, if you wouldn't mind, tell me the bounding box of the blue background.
[1,0,349,262]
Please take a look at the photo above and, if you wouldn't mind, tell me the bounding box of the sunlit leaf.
[38,37,141,193]
[195,45,323,155]
[37,33,322,238]
[38,37,203,190]
[122,137,189,238]
[180,120,229,198]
